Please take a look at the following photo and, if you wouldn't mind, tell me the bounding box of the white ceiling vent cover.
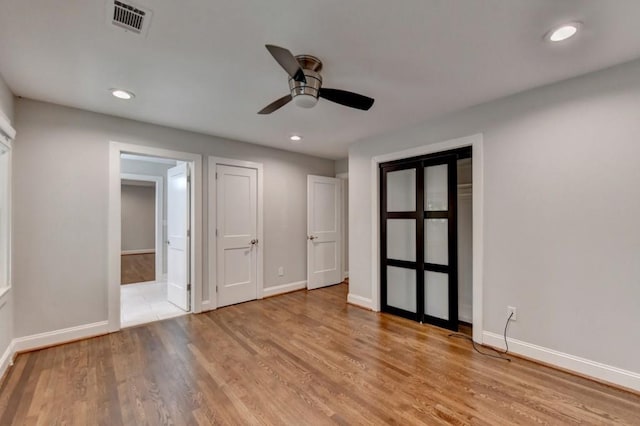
[106,0,153,36]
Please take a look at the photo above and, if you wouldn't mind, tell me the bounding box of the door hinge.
[216,228,218,237]
[215,286,218,293]
[215,172,218,180]
[187,229,191,238]
[187,284,191,291]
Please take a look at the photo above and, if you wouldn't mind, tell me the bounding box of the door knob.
[308,235,316,240]
[250,239,258,245]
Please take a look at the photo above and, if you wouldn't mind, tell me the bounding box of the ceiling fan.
[258,44,375,114]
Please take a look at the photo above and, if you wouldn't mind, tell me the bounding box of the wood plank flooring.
[1,283,639,425]
[121,253,155,284]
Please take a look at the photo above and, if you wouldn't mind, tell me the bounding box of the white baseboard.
[262,281,307,298]
[13,321,110,353]
[121,249,155,255]
[0,340,15,382]
[483,331,640,392]
[347,293,373,310]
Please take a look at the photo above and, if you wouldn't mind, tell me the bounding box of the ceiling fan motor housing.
[289,55,323,108]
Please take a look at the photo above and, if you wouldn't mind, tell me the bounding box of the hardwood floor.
[121,253,155,284]
[1,283,639,425]
[458,321,472,337]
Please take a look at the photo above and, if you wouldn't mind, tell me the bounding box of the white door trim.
[369,133,484,343]
[109,142,203,332]
[207,156,264,311]
[120,173,164,281]
[336,173,348,281]
[0,134,12,298]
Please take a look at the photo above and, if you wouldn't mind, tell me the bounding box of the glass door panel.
[387,266,417,313]
[425,218,448,265]
[425,164,448,211]
[387,219,416,262]
[425,271,449,320]
[387,169,416,212]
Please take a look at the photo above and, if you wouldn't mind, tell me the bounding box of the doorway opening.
[108,143,202,332]
[119,154,191,327]
[379,146,472,332]
[120,174,161,285]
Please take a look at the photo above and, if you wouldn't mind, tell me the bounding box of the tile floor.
[121,281,188,328]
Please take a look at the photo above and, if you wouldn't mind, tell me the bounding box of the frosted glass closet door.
[381,149,463,330]
[424,163,450,321]
[384,167,418,315]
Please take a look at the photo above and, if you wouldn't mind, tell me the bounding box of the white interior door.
[217,164,258,307]
[307,175,342,289]
[167,163,190,311]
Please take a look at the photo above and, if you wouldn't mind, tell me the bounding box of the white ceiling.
[2,1,640,159]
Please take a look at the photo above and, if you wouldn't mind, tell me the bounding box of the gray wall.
[121,184,155,251]
[0,73,12,366]
[12,99,334,337]
[334,158,348,175]
[349,58,640,374]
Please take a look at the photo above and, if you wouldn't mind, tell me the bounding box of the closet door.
[380,152,459,331]
[422,155,458,330]
[380,162,422,321]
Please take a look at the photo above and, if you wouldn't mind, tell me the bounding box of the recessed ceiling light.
[290,135,302,141]
[110,88,135,100]
[547,23,580,42]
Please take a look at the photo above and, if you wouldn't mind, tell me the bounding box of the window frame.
[0,123,13,299]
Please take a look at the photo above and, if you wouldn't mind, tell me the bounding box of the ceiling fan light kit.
[259,44,374,114]
[289,56,322,108]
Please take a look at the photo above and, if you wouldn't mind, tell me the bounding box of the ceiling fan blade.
[265,45,306,83]
[319,88,374,111]
[257,94,292,114]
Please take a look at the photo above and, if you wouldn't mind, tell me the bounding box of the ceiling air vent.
[107,0,152,36]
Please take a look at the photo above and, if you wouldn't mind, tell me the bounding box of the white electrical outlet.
[278,267,284,277]
[507,306,517,321]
